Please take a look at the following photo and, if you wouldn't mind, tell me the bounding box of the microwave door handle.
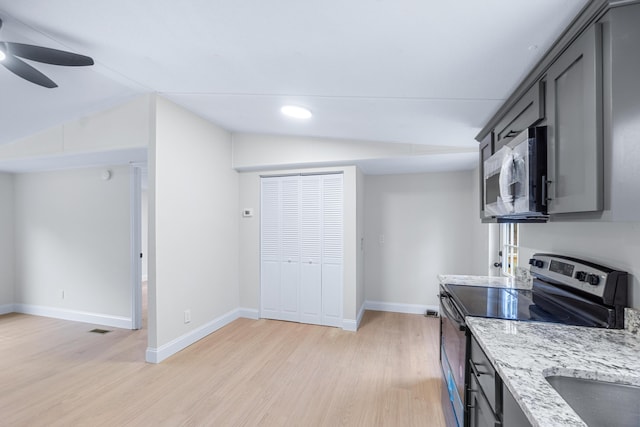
[541,174,547,206]
[499,152,515,212]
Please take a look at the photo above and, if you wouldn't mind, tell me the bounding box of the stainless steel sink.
[546,376,640,427]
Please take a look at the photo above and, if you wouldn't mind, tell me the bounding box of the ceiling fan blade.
[2,55,57,88]
[6,42,94,66]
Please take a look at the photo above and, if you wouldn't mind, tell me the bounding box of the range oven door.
[439,288,467,427]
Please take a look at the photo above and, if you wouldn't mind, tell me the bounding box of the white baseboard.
[13,304,132,329]
[0,304,14,315]
[146,307,242,364]
[364,300,438,315]
[238,308,259,320]
[342,318,357,332]
[342,303,366,332]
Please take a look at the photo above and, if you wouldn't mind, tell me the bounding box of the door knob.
[493,262,502,268]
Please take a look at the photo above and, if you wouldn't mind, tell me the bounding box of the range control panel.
[528,253,626,304]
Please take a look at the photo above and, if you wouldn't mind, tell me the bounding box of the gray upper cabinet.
[544,24,603,214]
[479,133,493,220]
[494,81,545,152]
[602,3,640,221]
[475,1,640,221]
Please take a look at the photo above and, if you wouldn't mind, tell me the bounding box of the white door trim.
[130,163,144,330]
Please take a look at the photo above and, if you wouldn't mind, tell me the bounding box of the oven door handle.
[439,293,466,331]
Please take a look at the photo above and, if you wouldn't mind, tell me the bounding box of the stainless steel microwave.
[483,126,547,220]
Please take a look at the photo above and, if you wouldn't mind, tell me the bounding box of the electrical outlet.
[184,309,191,324]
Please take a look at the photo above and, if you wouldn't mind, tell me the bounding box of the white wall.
[238,166,360,328]
[238,172,259,311]
[232,133,474,171]
[470,166,490,275]
[149,97,239,357]
[13,166,133,324]
[520,221,640,309]
[364,170,486,309]
[0,95,151,162]
[0,173,14,311]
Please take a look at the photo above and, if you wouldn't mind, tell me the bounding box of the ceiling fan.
[0,17,94,88]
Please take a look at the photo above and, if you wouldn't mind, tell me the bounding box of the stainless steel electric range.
[438,253,628,427]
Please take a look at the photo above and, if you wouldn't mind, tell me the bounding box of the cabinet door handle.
[469,360,488,377]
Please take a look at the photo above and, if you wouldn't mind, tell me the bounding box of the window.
[500,223,519,277]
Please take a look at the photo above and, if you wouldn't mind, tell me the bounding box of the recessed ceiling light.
[281,105,312,119]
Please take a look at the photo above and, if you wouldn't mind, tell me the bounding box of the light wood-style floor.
[0,309,445,426]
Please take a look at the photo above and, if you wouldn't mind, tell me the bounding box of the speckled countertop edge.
[437,274,532,289]
[626,307,640,333]
[466,314,640,427]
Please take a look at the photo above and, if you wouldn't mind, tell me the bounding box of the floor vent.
[89,328,111,334]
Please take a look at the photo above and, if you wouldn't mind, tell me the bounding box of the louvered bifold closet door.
[299,175,322,325]
[260,173,343,327]
[321,174,344,327]
[279,176,301,322]
[260,177,281,320]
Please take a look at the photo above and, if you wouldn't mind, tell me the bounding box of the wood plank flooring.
[0,310,445,426]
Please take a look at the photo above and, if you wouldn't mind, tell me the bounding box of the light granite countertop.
[437,274,532,289]
[466,313,640,427]
[437,274,640,426]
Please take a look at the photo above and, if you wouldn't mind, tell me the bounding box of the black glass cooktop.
[444,284,589,325]
[446,285,534,320]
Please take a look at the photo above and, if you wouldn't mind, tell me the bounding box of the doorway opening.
[130,164,148,330]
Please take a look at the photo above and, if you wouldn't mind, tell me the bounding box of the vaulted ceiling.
[0,0,588,172]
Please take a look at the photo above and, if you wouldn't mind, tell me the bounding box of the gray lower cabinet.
[545,23,603,214]
[503,383,531,427]
[469,334,532,427]
[468,375,500,427]
[468,335,501,427]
